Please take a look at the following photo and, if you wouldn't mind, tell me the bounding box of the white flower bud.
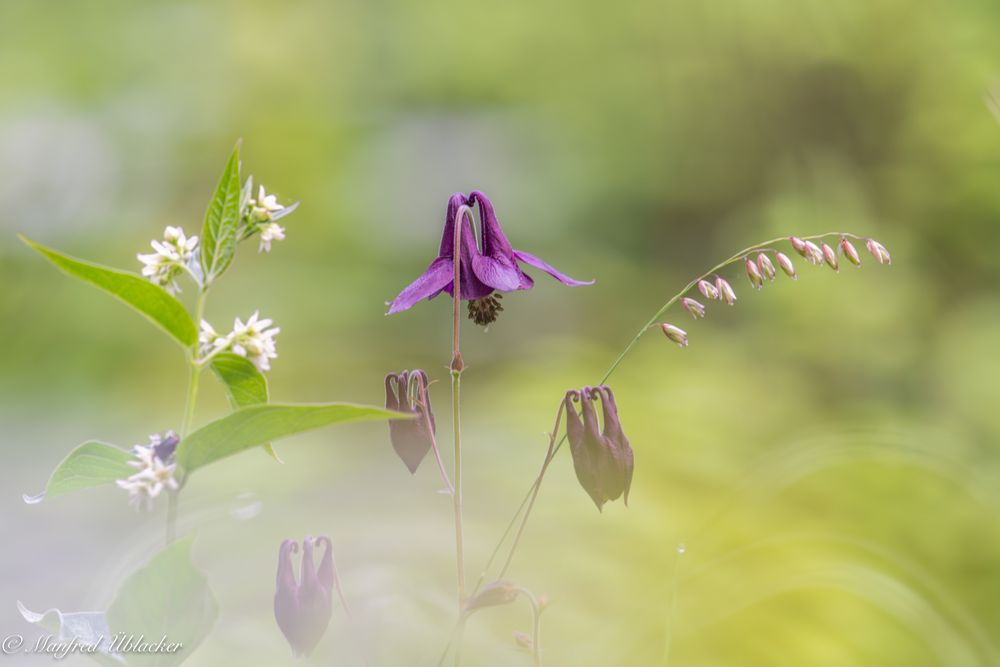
[715,276,737,305]
[745,257,764,289]
[756,252,776,281]
[821,243,839,272]
[776,252,797,279]
[866,238,891,265]
[697,279,719,300]
[660,323,689,347]
[840,237,862,266]
[681,297,706,319]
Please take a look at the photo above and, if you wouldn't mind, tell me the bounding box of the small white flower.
[249,184,286,222]
[199,319,232,357]
[137,226,199,294]
[201,311,280,371]
[258,222,286,253]
[116,432,180,511]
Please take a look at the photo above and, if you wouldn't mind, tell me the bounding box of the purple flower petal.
[513,250,594,287]
[387,257,453,314]
[471,254,523,291]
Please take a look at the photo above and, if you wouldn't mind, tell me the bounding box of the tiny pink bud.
[660,323,689,347]
[840,237,861,266]
[803,241,824,265]
[776,252,797,279]
[513,632,533,651]
[821,243,839,271]
[789,236,808,256]
[744,257,764,289]
[866,238,891,265]
[697,279,719,300]
[715,276,737,305]
[681,297,705,319]
[756,253,776,281]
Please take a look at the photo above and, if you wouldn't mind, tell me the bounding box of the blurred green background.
[3,0,1000,665]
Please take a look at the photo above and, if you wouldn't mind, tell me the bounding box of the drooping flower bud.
[274,537,335,658]
[384,370,435,473]
[744,257,764,289]
[756,253,776,281]
[840,237,862,266]
[776,252,797,279]
[866,238,892,265]
[803,241,824,265]
[564,386,634,511]
[697,279,719,300]
[660,323,689,347]
[821,243,839,272]
[681,297,705,319]
[464,579,521,612]
[715,276,737,305]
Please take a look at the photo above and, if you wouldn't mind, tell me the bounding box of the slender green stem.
[452,369,466,608]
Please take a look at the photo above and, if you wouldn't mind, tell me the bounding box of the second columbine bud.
[384,370,435,473]
[274,537,334,658]
[563,386,634,511]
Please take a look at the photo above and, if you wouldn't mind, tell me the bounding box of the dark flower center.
[467,293,504,326]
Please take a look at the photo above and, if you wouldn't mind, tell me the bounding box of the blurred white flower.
[200,311,280,371]
[259,222,286,253]
[250,184,288,222]
[199,319,231,357]
[137,226,199,294]
[116,432,180,511]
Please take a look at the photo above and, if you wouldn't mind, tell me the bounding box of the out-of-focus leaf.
[208,352,281,462]
[23,441,133,505]
[199,143,242,282]
[176,403,406,473]
[105,538,218,667]
[16,601,121,665]
[20,236,197,348]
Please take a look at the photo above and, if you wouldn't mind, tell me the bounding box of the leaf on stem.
[20,236,197,348]
[23,441,135,505]
[209,352,281,462]
[199,142,243,283]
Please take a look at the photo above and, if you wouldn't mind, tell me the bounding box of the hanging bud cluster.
[658,235,891,349]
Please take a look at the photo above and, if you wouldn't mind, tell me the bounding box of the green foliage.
[176,402,407,472]
[24,441,134,504]
[209,352,281,462]
[199,143,243,284]
[106,538,218,667]
[16,601,119,666]
[19,236,197,348]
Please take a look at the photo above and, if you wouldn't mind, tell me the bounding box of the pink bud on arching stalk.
[841,237,862,266]
[744,257,764,289]
[697,279,719,300]
[715,276,737,305]
[866,238,892,265]
[660,323,688,347]
[776,252,797,279]
[790,236,808,256]
[821,243,839,272]
[681,297,705,319]
[803,241,824,265]
[756,253,776,281]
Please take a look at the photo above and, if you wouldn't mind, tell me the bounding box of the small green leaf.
[199,143,243,282]
[176,402,406,473]
[20,237,197,348]
[106,538,218,667]
[24,441,134,504]
[209,352,281,462]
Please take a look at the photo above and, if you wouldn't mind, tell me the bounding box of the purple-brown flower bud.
[866,238,892,265]
[697,279,719,300]
[384,370,435,473]
[821,243,839,272]
[564,386,634,511]
[756,253,776,281]
[715,276,737,305]
[660,323,689,347]
[776,252,797,279]
[744,257,764,289]
[841,237,862,266]
[681,297,705,319]
[274,537,334,658]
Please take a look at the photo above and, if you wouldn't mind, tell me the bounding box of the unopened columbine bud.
[697,279,719,300]
[821,243,839,271]
[715,276,737,305]
[681,297,705,319]
[274,537,334,657]
[563,386,634,511]
[776,252,797,279]
[866,238,891,265]
[803,241,824,265]
[841,237,862,266]
[756,253,776,281]
[384,370,435,473]
[744,257,764,289]
[660,323,688,347]
[790,236,807,255]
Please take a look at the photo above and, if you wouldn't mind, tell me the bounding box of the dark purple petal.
[387,257,454,314]
[513,250,594,287]
[437,193,470,257]
[469,191,515,257]
[471,254,523,291]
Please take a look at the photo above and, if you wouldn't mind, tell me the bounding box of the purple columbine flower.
[386,191,593,324]
[563,386,634,511]
[384,369,435,473]
[274,536,334,658]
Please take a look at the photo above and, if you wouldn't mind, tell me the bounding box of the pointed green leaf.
[20,237,197,348]
[176,402,406,472]
[199,143,243,282]
[208,352,281,462]
[24,441,134,504]
[106,538,218,667]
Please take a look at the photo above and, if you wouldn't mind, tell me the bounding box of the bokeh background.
[3,0,1000,665]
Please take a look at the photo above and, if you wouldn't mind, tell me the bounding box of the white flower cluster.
[200,310,280,371]
[137,226,199,294]
[241,177,298,253]
[116,432,180,511]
